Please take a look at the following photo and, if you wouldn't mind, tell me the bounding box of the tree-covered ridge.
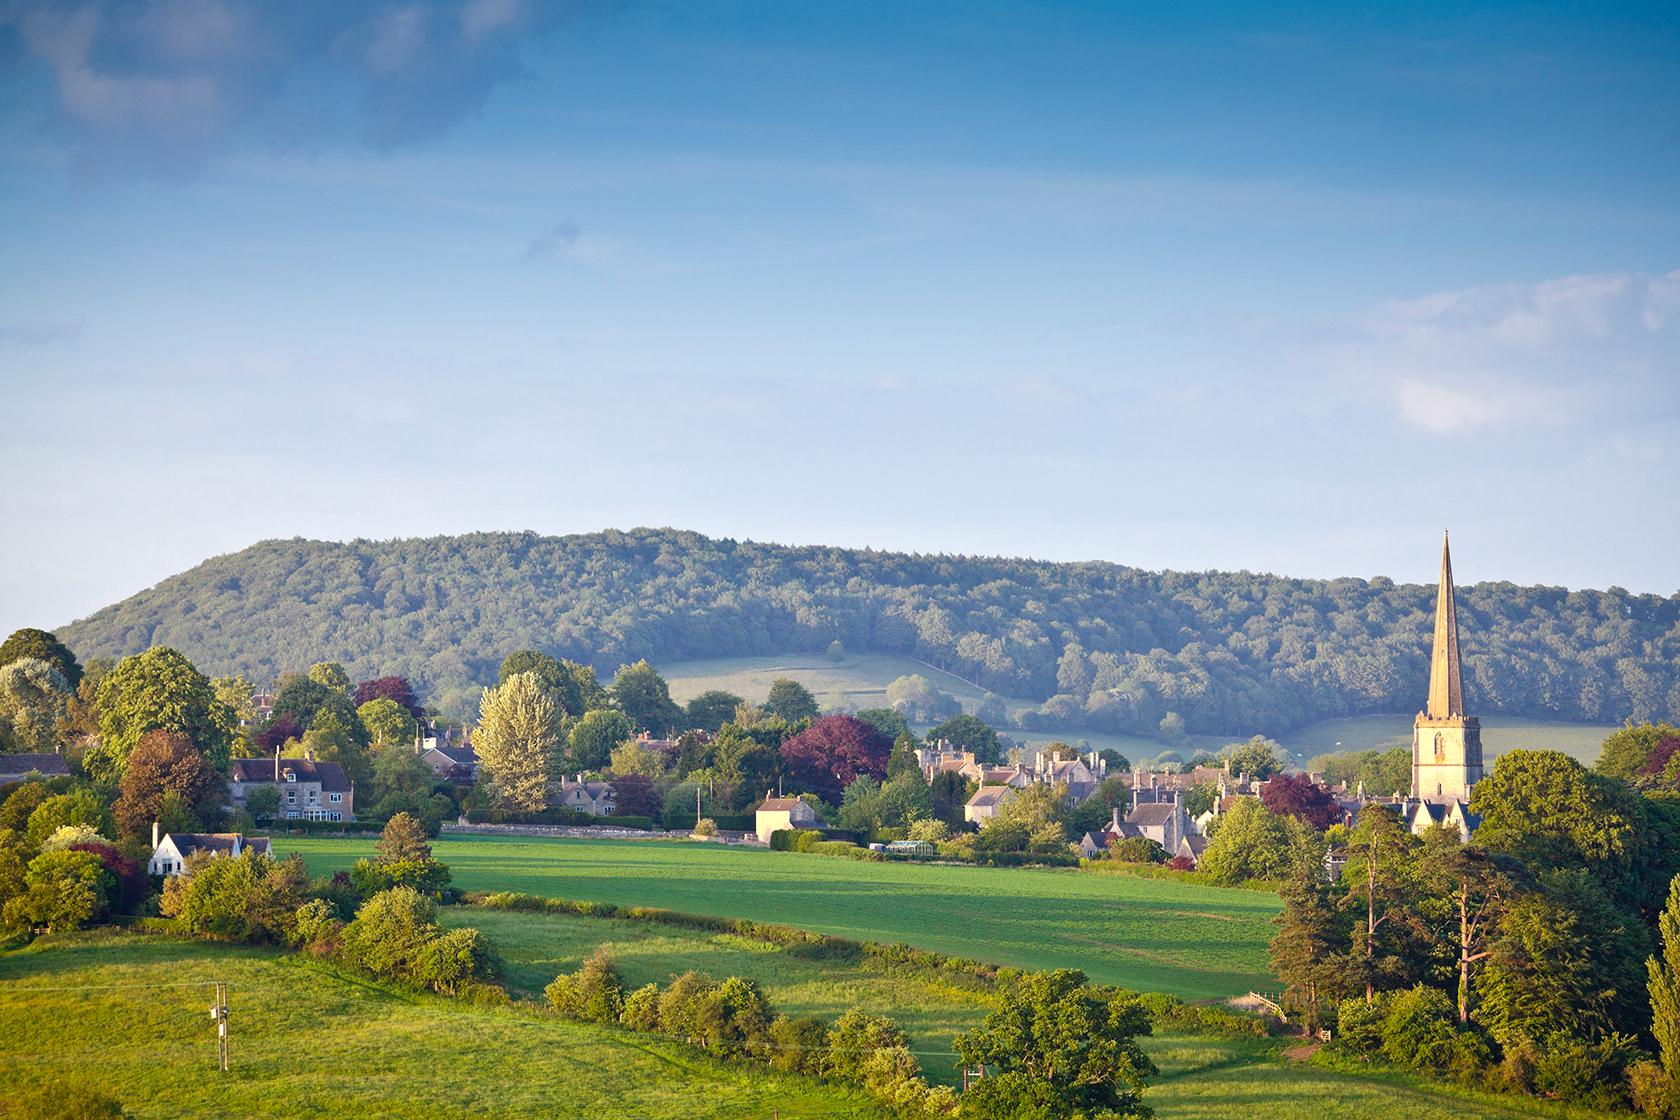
[58,528,1680,734]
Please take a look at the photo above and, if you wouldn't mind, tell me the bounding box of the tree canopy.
[55,529,1677,734]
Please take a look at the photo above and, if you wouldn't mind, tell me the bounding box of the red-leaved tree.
[113,730,223,839]
[779,715,892,802]
[1259,771,1341,832]
[354,676,422,717]
[70,841,147,911]
[610,774,661,818]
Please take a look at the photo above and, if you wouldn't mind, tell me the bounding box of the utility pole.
[210,981,229,1071]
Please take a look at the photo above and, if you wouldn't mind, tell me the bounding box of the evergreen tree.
[885,733,920,779]
[1270,860,1352,1029]
[1340,805,1428,1002]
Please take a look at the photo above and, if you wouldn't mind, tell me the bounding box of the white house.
[755,793,819,839]
[148,825,273,877]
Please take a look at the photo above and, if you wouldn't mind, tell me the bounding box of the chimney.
[151,820,159,849]
[274,744,280,783]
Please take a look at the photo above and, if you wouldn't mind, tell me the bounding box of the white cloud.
[1331,269,1677,436]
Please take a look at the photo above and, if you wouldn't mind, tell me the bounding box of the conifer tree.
[1270,859,1351,1030]
[1648,873,1680,1075]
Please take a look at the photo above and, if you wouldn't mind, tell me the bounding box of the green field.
[0,924,1591,1120]
[1280,713,1615,767]
[444,901,1588,1119]
[0,932,885,1120]
[283,834,1280,1000]
[444,903,990,1083]
[661,652,1000,711]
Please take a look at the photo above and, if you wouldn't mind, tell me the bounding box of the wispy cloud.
[523,222,581,261]
[0,1,585,179]
[1323,270,1679,435]
[0,320,85,348]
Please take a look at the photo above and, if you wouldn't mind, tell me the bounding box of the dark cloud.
[0,1,577,179]
[523,221,580,260]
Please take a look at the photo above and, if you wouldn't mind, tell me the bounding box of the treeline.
[1263,724,1680,1115]
[55,528,1679,735]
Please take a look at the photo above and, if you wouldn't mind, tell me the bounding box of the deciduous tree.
[93,647,228,780]
[764,678,819,723]
[685,690,744,734]
[476,673,559,812]
[113,730,222,840]
[955,969,1155,1119]
[0,628,81,689]
[779,715,890,802]
[0,657,70,753]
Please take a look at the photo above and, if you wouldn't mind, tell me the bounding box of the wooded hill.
[58,528,1679,735]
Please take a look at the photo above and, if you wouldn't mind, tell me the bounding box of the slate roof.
[166,833,273,859]
[966,785,1014,808]
[1181,835,1209,856]
[1125,803,1181,827]
[230,757,352,792]
[0,753,70,779]
[757,797,804,812]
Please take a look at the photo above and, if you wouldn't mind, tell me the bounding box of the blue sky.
[1,1,1677,637]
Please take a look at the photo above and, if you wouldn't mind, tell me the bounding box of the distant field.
[660,652,997,711]
[284,834,1279,1000]
[1281,713,1615,766]
[0,932,885,1120]
[446,903,1596,1118]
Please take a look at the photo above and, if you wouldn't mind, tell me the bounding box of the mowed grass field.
[441,903,1592,1120]
[0,932,886,1120]
[284,834,1280,1000]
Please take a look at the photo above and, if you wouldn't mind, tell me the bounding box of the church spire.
[1425,530,1464,719]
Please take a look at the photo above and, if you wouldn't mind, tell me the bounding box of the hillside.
[58,528,1680,735]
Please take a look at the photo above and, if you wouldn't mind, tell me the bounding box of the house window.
[284,770,296,783]
[308,791,318,803]
[286,811,299,820]
[286,790,296,804]
[329,793,342,803]
[330,812,342,822]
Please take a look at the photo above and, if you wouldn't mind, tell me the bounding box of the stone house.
[552,776,615,816]
[964,785,1016,824]
[229,754,353,821]
[755,794,819,839]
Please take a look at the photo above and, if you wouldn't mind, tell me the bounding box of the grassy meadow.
[442,902,1592,1119]
[283,834,1280,1000]
[0,932,886,1120]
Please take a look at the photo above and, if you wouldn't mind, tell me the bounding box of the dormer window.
[283,768,296,783]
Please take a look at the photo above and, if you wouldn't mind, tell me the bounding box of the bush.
[1533,1032,1638,1110]
[1336,995,1387,1056]
[338,886,499,994]
[658,971,722,1042]
[1108,836,1167,864]
[809,840,860,858]
[2,849,112,932]
[160,850,308,944]
[770,828,823,851]
[766,1015,829,1074]
[1379,986,1459,1071]
[546,947,625,1023]
[621,983,661,1030]
[692,818,718,837]
[289,898,342,953]
[350,856,451,897]
[1629,1059,1679,1119]
[67,841,146,912]
[937,833,977,860]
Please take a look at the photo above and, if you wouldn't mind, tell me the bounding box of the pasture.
[0,932,885,1120]
[446,902,1593,1119]
[283,834,1281,1000]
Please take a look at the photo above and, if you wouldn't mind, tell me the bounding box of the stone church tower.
[1412,532,1483,802]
